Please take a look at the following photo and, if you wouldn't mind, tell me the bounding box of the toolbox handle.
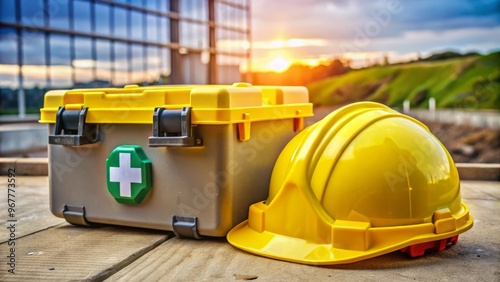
[149,107,203,147]
[49,107,99,146]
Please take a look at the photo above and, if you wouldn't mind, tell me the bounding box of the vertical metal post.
[16,0,25,118]
[169,0,182,84]
[403,100,410,114]
[208,0,217,84]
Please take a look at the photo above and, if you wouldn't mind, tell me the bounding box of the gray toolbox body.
[40,83,313,237]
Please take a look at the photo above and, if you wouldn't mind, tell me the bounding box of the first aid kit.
[40,83,313,238]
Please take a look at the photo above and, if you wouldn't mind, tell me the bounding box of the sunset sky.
[249,0,500,71]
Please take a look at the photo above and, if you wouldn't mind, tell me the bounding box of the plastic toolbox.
[39,83,313,237]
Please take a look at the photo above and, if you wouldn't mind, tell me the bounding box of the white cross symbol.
[109,153,142,197]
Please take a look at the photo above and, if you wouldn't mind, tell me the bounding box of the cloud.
[370,26,500,56]
[252,0,500,41]
[384,0,500,37]
[249,25,500,69]
[252,38,329,49]
[250,0,500,68]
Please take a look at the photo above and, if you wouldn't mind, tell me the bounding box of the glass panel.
[49,34,72,88]
[95,3,111,36]
[113,7,128,38]
[22,31,46,114]
[131,44,145,84]
[21,0,45,26]
[96,39,111,86]
[179,22,193,48]
[22,32,45,66]
[240,8,247,30]
[114,42,129,86]
[192,0,208,22]
[160,48,171,83]
[181,52,207,84]
[180,0,195,18]
[130,10,144,41]
[0,28,19,115]
[217,29,246,54]
[0,28,17,65]
[74,36,94,86]
[158,0,169,13]
[196,24,208,49]
[215,2,246,28]
[146,46,160,84]
[73,0,91,33]
[0,0,16,23]
[146,14,158,42]
[217,55,242,84]
[215,2,225,25]
[179,22,208,49]
[129,0,144,8]
[145,0,157,10]
[48,0,70,30]
[159,17,170,44]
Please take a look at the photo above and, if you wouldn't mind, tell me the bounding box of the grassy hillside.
[307,51,500,109]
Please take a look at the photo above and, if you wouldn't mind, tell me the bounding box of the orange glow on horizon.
[267,57,291,72]
[249,51,400,72]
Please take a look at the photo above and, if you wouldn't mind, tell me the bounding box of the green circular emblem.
[106,145,152,205]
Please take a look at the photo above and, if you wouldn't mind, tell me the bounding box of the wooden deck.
[0,176,499,281]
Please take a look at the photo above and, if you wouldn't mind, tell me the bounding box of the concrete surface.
[0,122,47,156]
[406,109,500,129]
[457,163,500,181]
[0,158,49,176]
[306,107,500,129]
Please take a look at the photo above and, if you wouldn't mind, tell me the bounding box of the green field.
[307,52,500,109]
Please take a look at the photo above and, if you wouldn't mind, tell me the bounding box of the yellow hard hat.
[227,102,473,265]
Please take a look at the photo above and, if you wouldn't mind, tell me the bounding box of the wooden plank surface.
[0,176,65,242]
[0,175,170,281]
[0,224,170,281]
[107,181,500,281]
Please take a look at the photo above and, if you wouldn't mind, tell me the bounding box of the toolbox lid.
[39,83,313,125]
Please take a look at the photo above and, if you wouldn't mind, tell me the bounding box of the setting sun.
[267,57,291,72]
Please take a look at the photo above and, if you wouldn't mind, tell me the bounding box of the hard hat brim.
[227,203,473,265]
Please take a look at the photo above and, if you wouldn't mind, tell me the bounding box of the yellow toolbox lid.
[39,83,313,125]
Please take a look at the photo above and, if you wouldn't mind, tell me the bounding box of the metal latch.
[172,215,202,239]
[62,205,91,226]
[49,107,99,146]
[149,107,202,147]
